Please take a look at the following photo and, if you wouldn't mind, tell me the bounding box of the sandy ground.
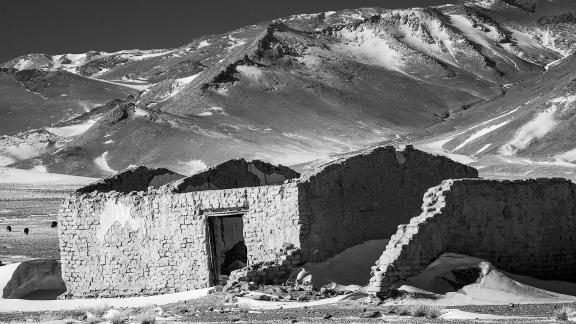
[2,293,572,323]
[1,168,575,322]
[0,212,60,263]
[0,168,96,264]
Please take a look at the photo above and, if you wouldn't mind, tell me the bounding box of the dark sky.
[0,0,456,63]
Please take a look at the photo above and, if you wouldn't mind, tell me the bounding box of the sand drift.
[294,245,576,306]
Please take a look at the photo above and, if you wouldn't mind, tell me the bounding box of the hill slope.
[3,0,576,178]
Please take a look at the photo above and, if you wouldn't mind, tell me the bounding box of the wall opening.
[206,214,246,286]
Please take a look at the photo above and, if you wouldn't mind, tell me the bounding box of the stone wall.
[78,166,184,194]
[58,183,300,297]
[368,178,576,296]
[296,146,478,262]
[170,159,300,193]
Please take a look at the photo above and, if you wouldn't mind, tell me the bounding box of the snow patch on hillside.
[237,65,263,79]
[52,53,90,73]
[13,58,40,70]
[417,135,477,165]
[511,30,543,50]
[334,27,404,73]
[197,107,226,117]
[46,120,97,137]
[472,0,497,8]
[162,72,203,99]
[86,76,150,91]
[197,40,210,49]
[395,18,459,67]
[453,119,512,152]
[133,108,150,118]
[227,34,247,50]
[556,148,576,164]
[0,132,57,166]
[474,143,492,155]
[450,15,492,48]
[94,152,117,175]
[501,106,558,156]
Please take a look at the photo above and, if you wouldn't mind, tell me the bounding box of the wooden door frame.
[205,210,247,286]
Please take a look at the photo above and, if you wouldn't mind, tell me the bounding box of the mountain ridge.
[2,0,576,179]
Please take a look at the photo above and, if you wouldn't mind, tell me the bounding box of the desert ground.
[2,166,576,323]
[0,167,94,264]
[1,291,576,323]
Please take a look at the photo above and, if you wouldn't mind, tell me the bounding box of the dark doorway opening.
[207,214,247,286]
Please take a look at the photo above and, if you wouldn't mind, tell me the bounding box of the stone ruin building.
[58,146,476,297]
[57,145,576,299]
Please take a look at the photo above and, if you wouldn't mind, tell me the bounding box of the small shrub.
[395,304,444,318]
[555,306,575,321]
[38,312,64,322]
[410,305,430,317]
[398,306,412,316]
[131,308,156,324]
[109,310,130,324]
[237,302,251,313]
[425,305,444,319]
[80,304,109,318]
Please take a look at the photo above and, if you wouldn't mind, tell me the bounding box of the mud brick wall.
[78,166,184,194]
[169,159,300,192]
[368,178,576,296]
[296,146,478,262]
[58,183,300,298]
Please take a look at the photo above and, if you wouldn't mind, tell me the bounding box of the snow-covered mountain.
[2,0,576,179]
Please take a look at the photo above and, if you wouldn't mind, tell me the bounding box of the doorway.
[207,214,247,285]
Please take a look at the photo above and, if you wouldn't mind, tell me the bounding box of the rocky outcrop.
[368,178,576,296]
[170,159,299,193]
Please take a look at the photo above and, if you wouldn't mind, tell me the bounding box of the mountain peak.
[2,1,576,180]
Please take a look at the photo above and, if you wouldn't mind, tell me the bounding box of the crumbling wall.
[297,146,478,262]
[58,183,300,297]
[368,178,576,296]
[170,159,300,193]
[78,166,184,194]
